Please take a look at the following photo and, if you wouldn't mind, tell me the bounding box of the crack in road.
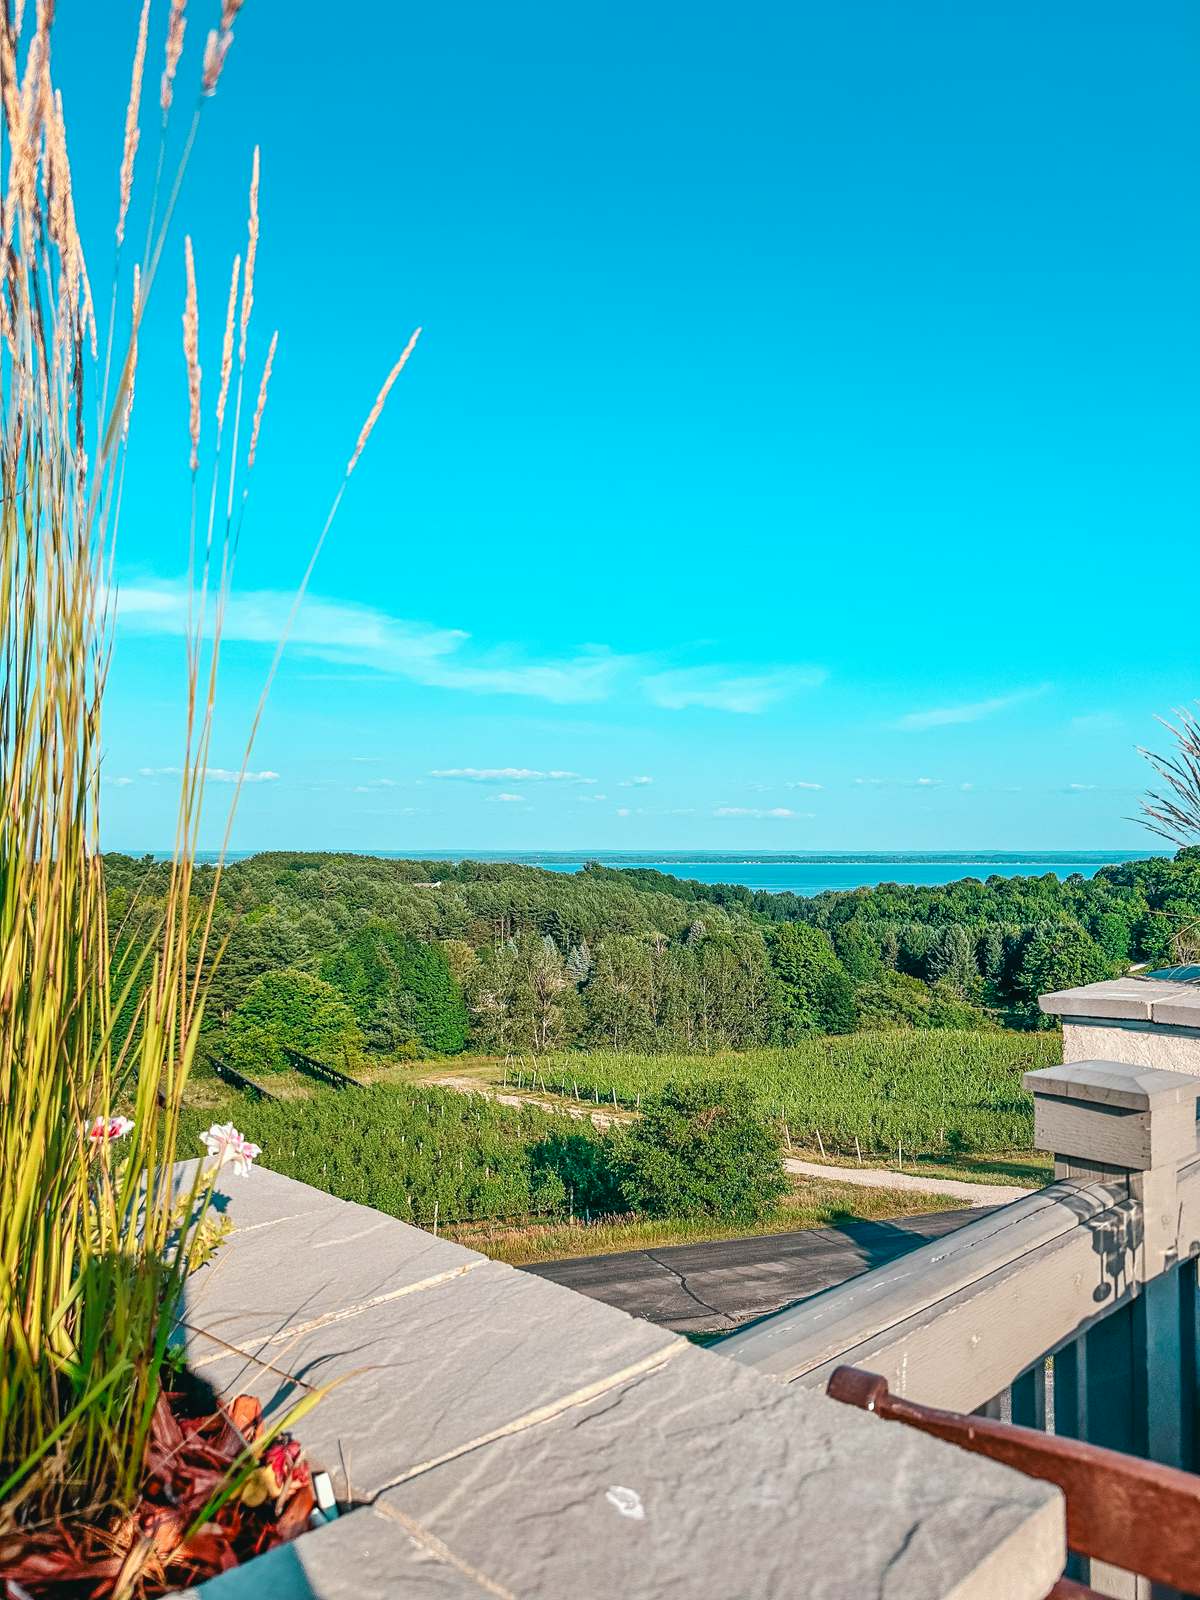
[642,1250,737,1328]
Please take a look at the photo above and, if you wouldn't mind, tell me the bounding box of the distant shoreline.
[125,848,1161,865]
[115,846,1166,896]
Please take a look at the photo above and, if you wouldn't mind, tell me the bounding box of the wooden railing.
[282,1045,365,1090]
[721,1059,1200,1600]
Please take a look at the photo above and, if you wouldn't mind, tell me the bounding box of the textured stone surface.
[187,1226,681,1498]
[379,1341,1064,1600]
[1150,986,1200,1027]
[1024,1059,1200,1111]
[179,1186,483,1358]
[175,1169,1066,1598]
[1062,1020,1200,1077]
[184,1505,493,1599]
[1039,978,1189,1021]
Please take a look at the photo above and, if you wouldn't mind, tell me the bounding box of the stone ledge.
[181,1168,1066,1599]
[1040,976,1200,1026]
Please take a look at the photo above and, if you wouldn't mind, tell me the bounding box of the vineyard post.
[815,1128,826,1159]
[433,1201,439,1236]
[783,1119,792,1153]
[854,1135,862,1164]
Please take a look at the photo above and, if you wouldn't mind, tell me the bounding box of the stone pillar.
[1023,1059,1200,1599]
[1039,977,1200,1077]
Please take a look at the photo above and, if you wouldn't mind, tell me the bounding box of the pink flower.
[86,1115,135,1145]
[200,1122,262,1177]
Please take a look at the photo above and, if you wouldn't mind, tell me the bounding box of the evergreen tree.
[323,921,468,1053]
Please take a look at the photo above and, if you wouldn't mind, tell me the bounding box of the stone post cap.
[1023,1059,1200,1112]
[1039,976,1200,1024]
[1024,1059,1200,1172]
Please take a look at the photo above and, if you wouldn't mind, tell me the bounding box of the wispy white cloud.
[616,807,631,817]
[891,684,1050,732]
[430,767,597,784]
[488,792,525,803]
[117,578,634,705]
[1070,712,1120,732]
[107,775,134,787]
[619,775,654,787]
[138,765,279,783]
[1065,782,1098,792]
[641,665,826,714]
[784,780,823,791]
[577,793,609,803]
[714,805,805,819]
[855,776,942,790]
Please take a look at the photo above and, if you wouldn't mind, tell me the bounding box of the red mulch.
[0,1392,317,1599]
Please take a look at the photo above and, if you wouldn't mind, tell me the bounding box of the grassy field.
[443,1175,957,1265]
[458,1030,1057,1161]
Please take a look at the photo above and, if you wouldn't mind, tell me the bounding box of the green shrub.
[219,968,364,1073]
[619,1076,788,1222]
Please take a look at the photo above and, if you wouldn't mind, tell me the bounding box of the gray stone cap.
[1039,975,1200,1024]
[179,1165,1065,1600]
[1023,1058,1200,1111]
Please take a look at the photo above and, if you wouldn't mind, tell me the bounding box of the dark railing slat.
[1012,1364,1047,1432]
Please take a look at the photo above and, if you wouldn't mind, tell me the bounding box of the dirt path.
[426,1074,633,1130]
[424,1073,1033,1205]
[782,1156,1028,1207]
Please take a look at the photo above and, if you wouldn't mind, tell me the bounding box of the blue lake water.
[198,849,1162,896]
[496,852,1159,894]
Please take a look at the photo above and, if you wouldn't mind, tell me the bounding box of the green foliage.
[538,1029,1057,1158]
[181,1083,622,1226]
[1013,921,1114,1022]
[618,1077,788,1222]
[832,918,881,981]
[102,846,1200,1057]
[322,921,469,1053]
[855,969,993,1031]
[1091,911,1132,963]
[768,923,854,1034]
[219,968,364,1074]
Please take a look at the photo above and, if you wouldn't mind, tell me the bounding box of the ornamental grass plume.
[0,0,419,1548]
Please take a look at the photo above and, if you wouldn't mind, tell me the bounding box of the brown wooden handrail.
[827,1365,1200,1598]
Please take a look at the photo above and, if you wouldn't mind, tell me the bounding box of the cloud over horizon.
[891,684,1051,732]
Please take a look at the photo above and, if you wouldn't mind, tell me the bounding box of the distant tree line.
[101,848,1200,1063]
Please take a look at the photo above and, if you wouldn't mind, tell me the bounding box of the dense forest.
[103,849,1200,1066]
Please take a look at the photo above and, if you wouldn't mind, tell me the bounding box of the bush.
[219,968,364,1074]
[618,1076,788,1223]
[855,970,994,1031]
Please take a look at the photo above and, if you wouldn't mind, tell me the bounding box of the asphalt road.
[522,1207,989,1336]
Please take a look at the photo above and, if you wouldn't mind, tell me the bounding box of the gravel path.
[783,1156,1029,1206]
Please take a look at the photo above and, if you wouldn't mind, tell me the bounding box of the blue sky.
[55,1,1199,852]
